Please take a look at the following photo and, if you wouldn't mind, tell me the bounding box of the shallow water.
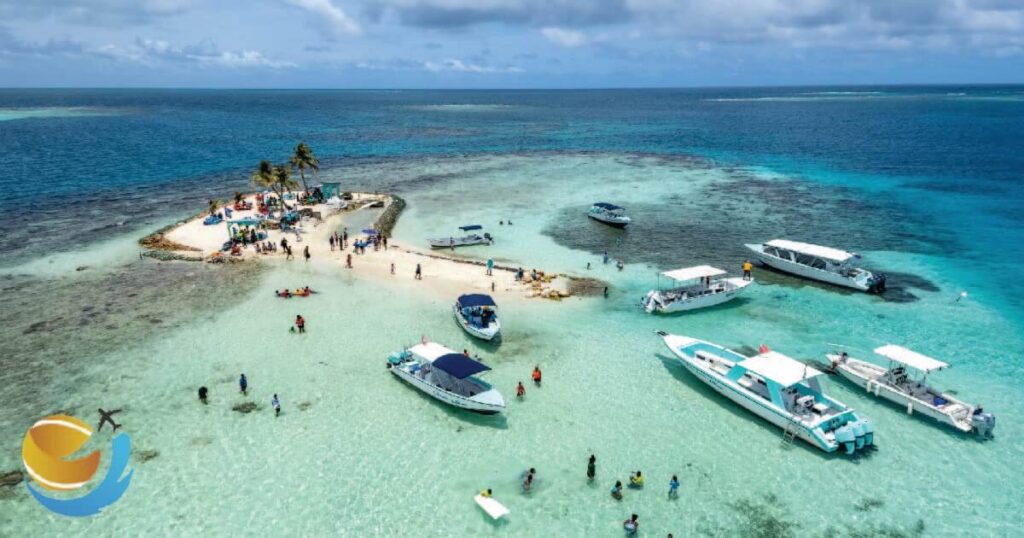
[1,89,1023,536]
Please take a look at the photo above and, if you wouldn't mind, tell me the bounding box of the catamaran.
[744,239,886,293]
[453,294,501,341]
[827,345,996,437]
[587,203,631,227]
[387,341,505,414]
[658,331,874,454]
[428,225,493,248]
[641,265,752,313]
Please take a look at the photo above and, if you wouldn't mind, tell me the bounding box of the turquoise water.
[1,89,1023,536]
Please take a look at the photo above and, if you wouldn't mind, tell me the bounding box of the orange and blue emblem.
[21,414,133,517]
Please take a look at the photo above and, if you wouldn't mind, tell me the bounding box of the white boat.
[658,331,874,454]
[428,225,493,248]
[454,294,501,341]
[827,345,995,436]
[642,265,752,313]
[387,341,505,414]
[587,203,631,227]
[474,494,510,520]
[744,239,886,293]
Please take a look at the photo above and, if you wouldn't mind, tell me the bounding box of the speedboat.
[827,345,995,437]
[658,331,874,454]
[744,239,885,293]
[428,225,493,248]
[453,294,501,341]
[642,265,752,313]
[387,341,505,414]
[587,203,631,227]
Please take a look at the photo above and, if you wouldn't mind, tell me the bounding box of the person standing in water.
[668,475,680,498]
[198,386,208,404]
[587,455,596,482]
[486,258,494,276]
[623,514,639,535]
[329,235,335,251]
[611,480,623,500]
[295,315,306,333]
[271,394,281,417]
[532,366,542,386]
[415,263,422,280]
[516,382,525,400]
[304,245,310,262]
[239,374,248,395]
[346,254,353,268]
[390,262,395,275]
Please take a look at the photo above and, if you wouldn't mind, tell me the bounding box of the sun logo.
[21,414,134,517]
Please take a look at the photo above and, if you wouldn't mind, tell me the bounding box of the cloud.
[423,58,523,73]
[93,38,296,68]
[540,27,588,47]
[283,0,362,36]
[365,0,631,29]
[0,0,198,26]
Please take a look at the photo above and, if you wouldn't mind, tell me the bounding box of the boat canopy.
[409,342,455,362]
[433,353,491,379]
[874,344,949,373]
[738,351,824,387]
[661,265,726,282]
[593,202,623,210]
[459,225,483,231]
[458,294,496,308]
[766,239,855,263]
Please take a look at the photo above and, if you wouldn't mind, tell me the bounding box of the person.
[198,386,208,404]
[610,480,623,500]
[382,235,388,250]
[97,408,122,432]
[603,286,609,298]
[532,366,542,386]
[516,382,525,400]
[285,246,294,260]
[629,471,644,488]
[415,263,422,280]
[390,262,395,275]
[480,488,492,498]
[486,258,494,276]
[346,254,353,268]
[623,514,639,535]
[743,260,753,281]
[271,394,281,417]
[281,238,289,251]
[462,349,470,357]
[617,259,624,271]
[603,251,609,264]
[329,235,335,251]
[508,219,513,225]
[586,262,591,270]
[491,281,496,292]
[295,315,305,333]
[587,454,596,482]
[668,475,679,498]
[239,373,248,395]
[522,468,535,493]
[255,242,262,254]
[342,229,348,247]
[449,237,454,251]
[304,245,310,262]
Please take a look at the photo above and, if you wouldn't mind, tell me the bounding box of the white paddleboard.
[474,495,510,520]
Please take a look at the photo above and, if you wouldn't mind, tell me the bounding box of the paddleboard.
[474,495,510,520]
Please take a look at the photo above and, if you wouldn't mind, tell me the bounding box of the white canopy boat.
[387,341,505,414]
[744,239,886,293]
[642,265,752,313]
[587,202,631,227]
[827,345,996,436]
[658,331,874,454]
[428,225,493,248]
[454,294,501,341]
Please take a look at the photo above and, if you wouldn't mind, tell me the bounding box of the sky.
[0,0,1022,88]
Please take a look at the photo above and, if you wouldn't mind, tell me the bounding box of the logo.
[21,414,133,517]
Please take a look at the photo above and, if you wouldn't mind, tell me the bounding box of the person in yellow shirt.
[480,488,492,498]
[743,260,753,281]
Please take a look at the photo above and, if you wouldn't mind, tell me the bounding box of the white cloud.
[284,0,362,36]
[92,38,296,68]
[540,27,588,47]
[423,58,523,73]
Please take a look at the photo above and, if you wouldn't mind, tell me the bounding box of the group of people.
[276,287,312,298]
[196,373,282,417]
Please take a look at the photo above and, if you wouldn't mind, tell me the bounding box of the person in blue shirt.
[668,475,679,499]
[239,374,248,395]
[271,394,281,417]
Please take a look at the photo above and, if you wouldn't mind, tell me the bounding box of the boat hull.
[453,305,501,341]
[390,366,504,414]
[587,213,629,228]
[644,278,751,313]
[745,244,880,292]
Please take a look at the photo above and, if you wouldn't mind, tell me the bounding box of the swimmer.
[668,475,679,498]
[480,488,492,498]
[611,480,623,500]
[587,454,596,481]
[629,471,644,488]
[532,366,542,386]
[516,382,525,400]
[623,514,639,535]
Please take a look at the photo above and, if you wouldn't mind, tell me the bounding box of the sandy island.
[140,192,605,302]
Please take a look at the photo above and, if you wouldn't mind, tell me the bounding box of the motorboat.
[428,225,493,248]
[387,341,505,414]
[587,203,631,227]
[454,294,501,341]
[642,265,752,313]
[658,331,874,454]
[744,239,885,293]
[827,345,995,437]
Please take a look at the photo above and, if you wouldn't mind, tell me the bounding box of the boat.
[744,239,886,293]
[474,494,510,520]
[428,225,493,248]
[454,294,501,341]
[386,341,505,414]
[827,345,996,437]
[658,331,874,454]
[641,265,752,313]
[587,203,631,227]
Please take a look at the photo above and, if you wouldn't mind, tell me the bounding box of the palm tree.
[289,142,319,197]
[251,160,282,214]
[272,164,298,207]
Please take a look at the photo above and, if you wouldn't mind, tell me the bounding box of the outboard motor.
[484,232,493,244]
[835,425,856,455]
[860,419,875,446]
[971,410,996,438]
[852,421,866,450]
[868,273,887,293]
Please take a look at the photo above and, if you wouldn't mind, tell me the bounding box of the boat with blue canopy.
[587,202,631,227]
[428,225,493,248]
[657,331,874,454]
[454,294,501,341]
[387,341,505,414]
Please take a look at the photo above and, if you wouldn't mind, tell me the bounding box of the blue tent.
[433,354,491,379]
[457,294,496,308]
[459,224,483,231]
[593,202,623,210]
